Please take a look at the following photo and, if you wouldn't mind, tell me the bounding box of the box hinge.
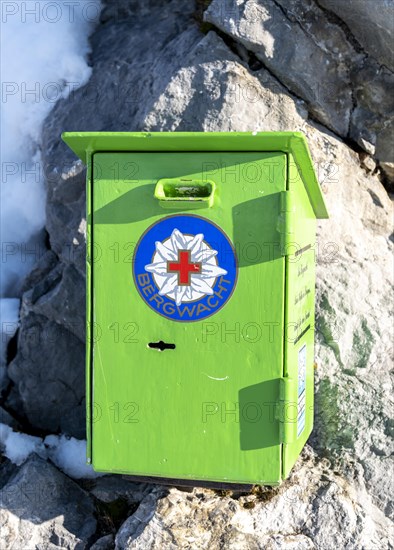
[276,377,298,444]
[277,191,296,256]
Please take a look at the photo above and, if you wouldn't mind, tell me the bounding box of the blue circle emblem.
[133,215,237,322]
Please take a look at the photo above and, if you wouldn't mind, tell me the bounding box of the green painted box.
[62,132,328,485]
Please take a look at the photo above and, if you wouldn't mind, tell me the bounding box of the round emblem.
[133,215,237,321]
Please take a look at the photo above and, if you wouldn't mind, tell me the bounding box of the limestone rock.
[0,454,96,549]
[115,448,392,549]
[21,261,86,342]
[380,161,394,181]
[90,534,115,550]
[318,0,394,71]
[310,133,394,517]
[21,250,58,294]
[0,366,11,397]
[6,313,85,437]
[142,30,310,132]
[204,0,355,135]
[0,406,20,430]
[45,160,87,276]
[0,457,17,491]
[350,57,394,166]
[100,0,165,22]
[89,475,150,505]
[204,0,394,177]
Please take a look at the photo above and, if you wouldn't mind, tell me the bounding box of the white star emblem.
[145,229,228,306]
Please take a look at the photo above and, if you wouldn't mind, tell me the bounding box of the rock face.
[7,312,85,437]
[114,448,392,550]
[2,0,393,547]
[0,454,96,549]
[206,0,356,136]
[311,139,394,519]
[90,534,115,550]
[318,0,394,71]
[205,0,394,176]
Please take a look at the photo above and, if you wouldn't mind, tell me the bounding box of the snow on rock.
[44,434,104,479]
[0,423,44,466]
[0,424,102,479]
[0,0,101,298]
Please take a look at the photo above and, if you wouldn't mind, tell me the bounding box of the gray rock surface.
[45,160,87,277]
[89,475,150,505]
[205,0,355,136]
[318,0,394,71]
[0,366,10,396]
[204,0,394,177]
[0,458,17,491]
[306,124,394,519]
[0,406,20,429]
[6,312,85,437]
[90,534,115,550]
[0,454,96,549]
[115,447,392,549]
[99,0,165,21]
[21,261,86,341]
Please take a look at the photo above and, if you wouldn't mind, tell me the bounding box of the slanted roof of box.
[62,131,329,219]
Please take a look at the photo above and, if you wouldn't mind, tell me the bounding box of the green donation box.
[62,132,328,486]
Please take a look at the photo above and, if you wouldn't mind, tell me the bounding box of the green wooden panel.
[91,152,287,484]
[282,155,317,478]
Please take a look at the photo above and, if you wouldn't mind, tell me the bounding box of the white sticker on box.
[297,344,307,437]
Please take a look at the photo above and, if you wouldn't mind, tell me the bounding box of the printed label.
[297,344,307,437]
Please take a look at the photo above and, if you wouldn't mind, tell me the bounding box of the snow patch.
[0,424,44,466]
[0,423,103,478]
[44,434,103,479]
[0,0,101,298]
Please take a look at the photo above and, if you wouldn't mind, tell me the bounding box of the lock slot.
[154,178,215,209]
[148,341,176,351]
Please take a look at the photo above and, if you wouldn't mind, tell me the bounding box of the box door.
[91,151,286,484]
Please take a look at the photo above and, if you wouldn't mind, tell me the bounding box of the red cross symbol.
[167,250,202,285]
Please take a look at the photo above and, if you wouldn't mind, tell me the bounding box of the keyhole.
[148,341,176,351]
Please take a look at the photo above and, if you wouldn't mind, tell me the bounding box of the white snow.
[0,3,102,478]
[44,433,104,479]
[0,0,101,299]
[0,423,44,465]
[0,423,103,478]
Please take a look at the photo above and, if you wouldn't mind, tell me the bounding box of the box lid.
[62,131,329,219]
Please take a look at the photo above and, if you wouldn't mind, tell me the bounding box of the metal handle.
[154,178,215,209]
